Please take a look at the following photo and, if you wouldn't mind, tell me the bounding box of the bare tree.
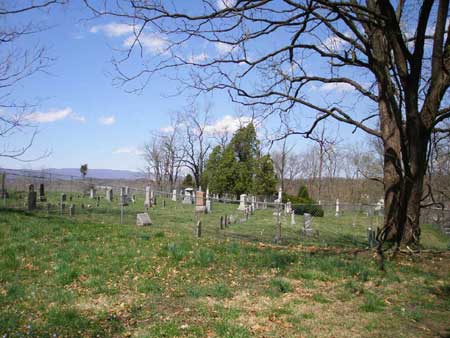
[85,1,450,249]
[0,1,64,161]
[180,105,213,188]
[271,137,294,193]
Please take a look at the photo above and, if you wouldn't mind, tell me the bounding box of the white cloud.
[123,32,169,55]
[188,52,209,63]
[205,115,252,135]
[322,34,349,51]
[160,125,175,133]
[113,146,143,156]
[215,42,234,55]
[90,23,135,37]
[25,108,85,123]
[99,116,116,125]
[217,0,235,9]
[319,82,354,93]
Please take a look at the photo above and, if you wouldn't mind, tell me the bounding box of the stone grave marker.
[136,213,152,226]
[172,189,177,201]
[302,213,313,236]
[106,188,113,202]
[183,188,194,204]
[69,204,75,216]
[291,211,296,225]
[144,186,151,208]
[195,191,206,213]
[89,188,95,199]
[238,194,247,211]
[27,184,37,211]
[39,183,46,202]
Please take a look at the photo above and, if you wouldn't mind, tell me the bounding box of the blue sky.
[1,1,371,171]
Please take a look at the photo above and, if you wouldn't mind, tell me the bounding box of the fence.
[0,171,449,250]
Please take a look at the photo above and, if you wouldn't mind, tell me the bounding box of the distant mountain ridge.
[1,168,144,180]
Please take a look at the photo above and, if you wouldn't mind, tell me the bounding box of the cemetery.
[1,1,450,337]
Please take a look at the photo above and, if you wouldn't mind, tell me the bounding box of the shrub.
[292,204,324,217]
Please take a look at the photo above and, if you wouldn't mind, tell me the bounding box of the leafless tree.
[0,1,64,161]
[143,114,184,190]
[85,1,450,250]
[271,137,294,193]
[180,105,213,188]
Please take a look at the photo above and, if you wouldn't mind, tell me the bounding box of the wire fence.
[0,171,449,250]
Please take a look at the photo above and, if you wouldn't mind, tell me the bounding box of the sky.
[0,1,372,172]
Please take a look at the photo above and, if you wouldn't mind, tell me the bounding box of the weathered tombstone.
[89,188,95,199]
[120,187,128,206]
[183,188,194,204]
[106,188,113,202]
[39,183,46,202]
[263,199,267,209]
[144,186,151,208]
[275,187,282,203]
[150,190,155,205]
[61,193,67,202]
[291,211,296,225]
[195,191,206,213]
[285,201,292,215]
[229,214,235,224]
[302,213,313,236]
[136,212,152,226]
[374,198,384,216]
[172,189,177,201]
[27,184,37,211]
[335,198,340,217]
[96,196,100,207]
[206,199,211,213]
[131,194,136,203]
[124,186,129,196]
[237,194,247,211]
[69,204,75,216]
[220,216,224,230]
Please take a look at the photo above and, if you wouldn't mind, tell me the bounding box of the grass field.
[1,198,450,337]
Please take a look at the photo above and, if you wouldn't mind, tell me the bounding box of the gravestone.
[172,189,177,201]
[195,221,202,238]
[144,186,151,208]
[195,191,206,213]
[131,194,136,203]
[39,183,46,202]
[69,204,75,216]
[124,186,129,196]
[89,188,95,199]
[120,187,128,206]
[183,188,194,204]
[291,211,296,225]
[106,188,113,202]
[374,198,384,216]
[96,196,100,207]
[206,199,211,213]
[302,213,313,236]
[335,198,340,217]
[275,187,282,203]
[136,212,152,226]
[237,194,247,211]
[263,199,267,209]
[285,201,292,214]
[27,184,37,211]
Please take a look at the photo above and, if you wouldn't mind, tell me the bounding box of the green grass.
[0,198,449,337]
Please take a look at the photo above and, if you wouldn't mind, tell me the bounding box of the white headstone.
[106,188,113,202]
[172,189,177,201]
[206,199,211,213]
[335,198,340,217]
[291,211,296,225]
[285,201,292,214]
[144,186,151,208]
[136,212,152,226]
[302,213,313,236]
[238,194,247,211]
[89,188,95,199]
[183,188,194,204]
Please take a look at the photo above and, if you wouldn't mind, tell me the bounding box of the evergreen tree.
[253,155,277,196]
[182,174,194,188]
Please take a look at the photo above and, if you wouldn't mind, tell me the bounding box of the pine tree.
[253,155,277,196]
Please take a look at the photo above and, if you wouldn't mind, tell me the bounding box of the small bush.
[293,204,324,217]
